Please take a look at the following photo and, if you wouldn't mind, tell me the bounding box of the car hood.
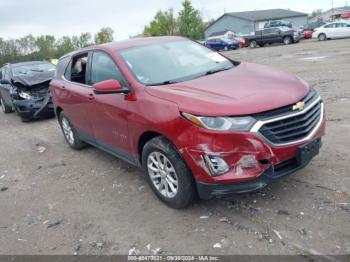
[145,62,310,116]
[12,71,54,89]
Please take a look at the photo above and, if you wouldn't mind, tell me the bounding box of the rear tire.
[249,40,257,48]
[142,136,196,209]
[318,33,327,41]
[58,111,87,150]
[0,97,13,114]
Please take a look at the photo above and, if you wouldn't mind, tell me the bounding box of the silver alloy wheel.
[319,34,326,41]
[224,46,228,51]
[284,37,291,45]
[147,151,178,198]
[61,117,75,145]
[249,41,257,48]
[0,98,5,112]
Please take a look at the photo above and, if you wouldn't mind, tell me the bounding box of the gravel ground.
[0,38,349,256]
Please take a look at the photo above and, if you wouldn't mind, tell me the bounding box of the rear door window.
[55,57,69,78]
[64,53,89,84]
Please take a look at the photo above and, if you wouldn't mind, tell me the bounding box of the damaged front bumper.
[12,93,54,121]
[179,116,326,199]
[196,140,321,199]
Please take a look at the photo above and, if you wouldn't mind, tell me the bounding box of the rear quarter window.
[55,57,70,78]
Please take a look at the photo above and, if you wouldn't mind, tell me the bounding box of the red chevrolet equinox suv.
[50,36,325,208]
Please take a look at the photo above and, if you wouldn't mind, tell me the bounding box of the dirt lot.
[0,38,349,256]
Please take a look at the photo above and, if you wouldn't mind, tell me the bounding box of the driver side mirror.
[0,79,10,85]
[93,79,130,95]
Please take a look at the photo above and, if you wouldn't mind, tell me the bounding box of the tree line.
[0,0,208,66]
[0,27,114,65]
[143,0,207,40]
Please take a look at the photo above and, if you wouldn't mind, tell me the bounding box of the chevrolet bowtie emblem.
[293,101,305,111]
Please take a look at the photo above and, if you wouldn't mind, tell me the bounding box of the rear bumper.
[196,141,321,199]
[13,94,54,120]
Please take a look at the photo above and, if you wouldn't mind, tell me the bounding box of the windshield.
[119,40,234,85]
[12,62,56,76]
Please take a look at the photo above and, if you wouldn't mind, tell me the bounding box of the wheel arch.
[55,106,63,118]
[137,131,182,165]
[138,131,163,162]
[318,32,326,39]
[283,35,292,41]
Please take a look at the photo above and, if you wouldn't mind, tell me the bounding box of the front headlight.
[18,91,32,100]
[182,112,256,131]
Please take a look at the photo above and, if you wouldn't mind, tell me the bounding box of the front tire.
[283,36,292,45]
[0,97,13,114]
[58,112,87,150]
[318,33,327,41]
[249,40,257,48]
[142,137,196,209]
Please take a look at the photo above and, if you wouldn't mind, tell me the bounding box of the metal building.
[205,9,308,38]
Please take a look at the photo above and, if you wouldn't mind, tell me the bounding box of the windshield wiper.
[205,67,232,75]
[148,80,178,86]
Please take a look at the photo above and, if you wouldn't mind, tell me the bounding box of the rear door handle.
[88,93,95,100]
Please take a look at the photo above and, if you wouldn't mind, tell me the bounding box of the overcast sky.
[0,0,345,40]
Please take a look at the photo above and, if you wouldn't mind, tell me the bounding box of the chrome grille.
[252,97,323,145]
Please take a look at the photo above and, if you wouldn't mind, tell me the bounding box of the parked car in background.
[50,36,325,208]
[245,27,300,48]
[264,20,292,29]
[302,21,326,39]
[303,21,326,32]
[313,21,350,40]
[205,38,240,51]
[303,30,313,39]
[232,35,247,47]
[0,61,56,121]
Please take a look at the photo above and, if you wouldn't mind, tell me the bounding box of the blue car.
[205,38,240,51]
